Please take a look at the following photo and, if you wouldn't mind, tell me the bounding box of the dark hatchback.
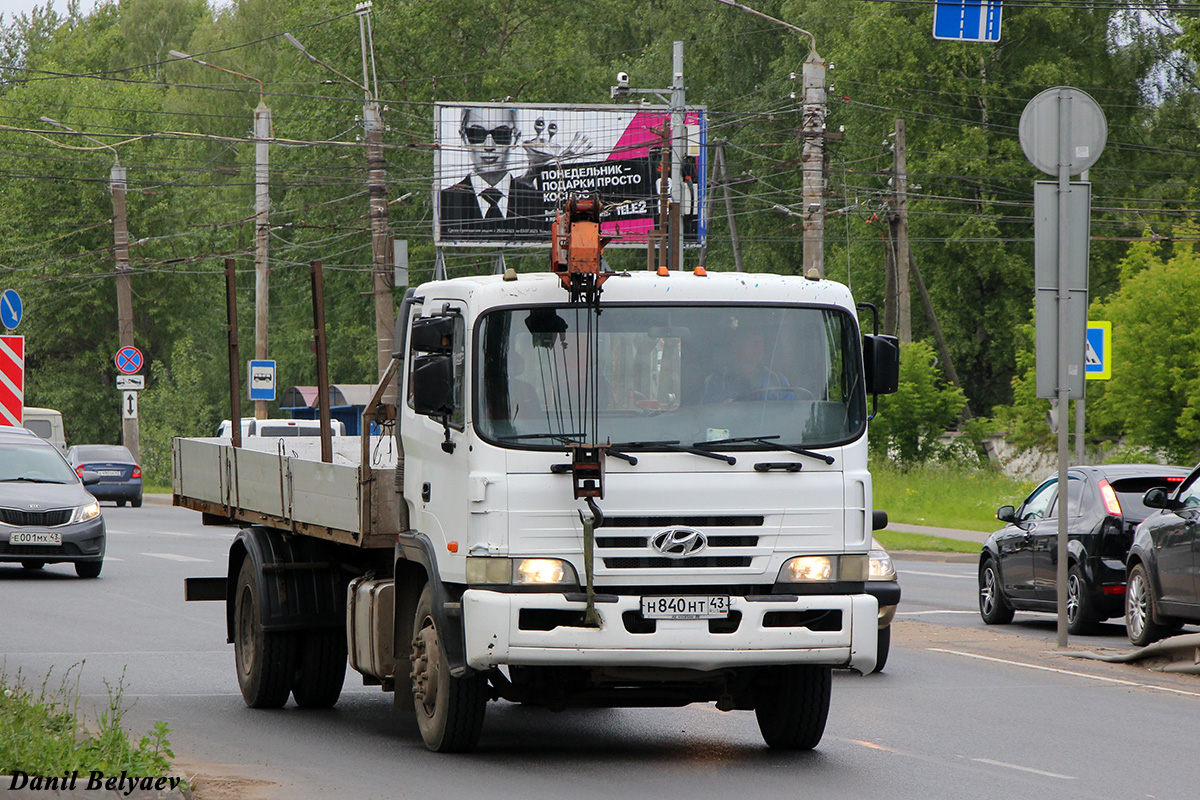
[66,445,142,507]
[978,464,1189,634]
[1125,462,1200,646]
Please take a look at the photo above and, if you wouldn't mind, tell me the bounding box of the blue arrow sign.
[934,0,1002,43]
[1,289,22,330]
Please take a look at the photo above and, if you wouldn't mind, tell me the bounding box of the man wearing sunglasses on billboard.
[439,106,546,239]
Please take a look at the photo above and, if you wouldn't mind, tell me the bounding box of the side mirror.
[872,509,888,531]
[410,316,455,354]
[1142,487,1177,511]
[864,334,899,395]
[80,470,102,487]
[996,505,1017,523]
[411,354,455,417]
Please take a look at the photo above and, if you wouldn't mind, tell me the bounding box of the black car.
[978,464,1189,634]
[1125,463,1200,646]
[0,430,107,578]
[67,444,143,507]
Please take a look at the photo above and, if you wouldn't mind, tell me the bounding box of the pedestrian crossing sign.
[1085,321,1111,380]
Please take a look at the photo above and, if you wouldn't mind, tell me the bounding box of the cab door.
[1152,476,1200,606]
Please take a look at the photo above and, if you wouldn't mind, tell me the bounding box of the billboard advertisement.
[434,102,707,248]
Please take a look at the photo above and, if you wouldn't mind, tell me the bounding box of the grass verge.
[874,530,980,554]
[0,662,179,783]
[872,460,1037,532]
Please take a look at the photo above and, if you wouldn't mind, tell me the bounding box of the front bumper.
[0,517,106,565]
[462,589,880,673]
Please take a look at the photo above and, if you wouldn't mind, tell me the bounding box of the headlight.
[465,557,578,586]
[73,501,101,524]
[777,554,868,583]
[869,548,896,581]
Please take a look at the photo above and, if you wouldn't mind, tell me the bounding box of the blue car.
[67,445,143,507]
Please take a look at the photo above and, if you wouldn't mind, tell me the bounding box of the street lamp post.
[286,14,395,394]
[40,117,139,461]
[169,51,272,420]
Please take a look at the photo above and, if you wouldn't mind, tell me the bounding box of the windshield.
[0,442,79,483]
[475,304,865,449]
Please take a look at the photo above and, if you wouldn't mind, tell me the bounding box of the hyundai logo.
[650,527,708,557]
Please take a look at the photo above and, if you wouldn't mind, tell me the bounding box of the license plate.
[640,595,730,619]
[96,470,121,477]
[10,531,62,546]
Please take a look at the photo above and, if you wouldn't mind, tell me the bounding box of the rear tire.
[979,558,1014,625]
[22,561,45,571]
[1066,564,1100,635]
[234,559,297,708]
[131,496,142,508]
[410,584,487,752]
[871,625,891,674]
[75,560,102,579]
[754,665,831,750]
[116,500,126,508]
[291,629,347,708]
[1126,563,1169,647]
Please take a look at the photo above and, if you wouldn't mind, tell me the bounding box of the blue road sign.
[1,289,22,330]
[933,0,1002,43]
[248,360,276,402]
[1085,321,1111,380]
[115,346,143,375]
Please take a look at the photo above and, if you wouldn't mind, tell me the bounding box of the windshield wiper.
[610,440,735,465]
[498,432,585,443]
[692,435,835,465]
[0,477,69,484]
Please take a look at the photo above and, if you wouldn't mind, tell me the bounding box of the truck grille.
[0,508,72,527]
[596,515,765,571]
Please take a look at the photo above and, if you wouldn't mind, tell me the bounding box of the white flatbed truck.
[177,201,900,752]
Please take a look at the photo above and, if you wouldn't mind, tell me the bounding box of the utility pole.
[170,50,271,420]
[111,160,138,462]
[670,40,685,271]
[892,119,912,343]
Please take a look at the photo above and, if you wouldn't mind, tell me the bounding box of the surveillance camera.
[617,72,629,88]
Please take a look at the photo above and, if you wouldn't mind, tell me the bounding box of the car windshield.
[0,442,78,483]
[74,446,132,462]
[475,304,866,449]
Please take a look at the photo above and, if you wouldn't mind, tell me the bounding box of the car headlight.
[778,554,867,583]
[72,501,101,524]
[869,548,896,581]
[465,557,579,586]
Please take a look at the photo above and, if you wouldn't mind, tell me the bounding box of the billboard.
[434,102,707,248]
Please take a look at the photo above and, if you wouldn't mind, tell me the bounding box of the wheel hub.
[410,622,441,711]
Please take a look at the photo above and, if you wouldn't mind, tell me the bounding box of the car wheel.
[291,629,347,709]
[75,560,102,579]
[131,496,142,508]
[1066,564,1100,635]
[234,559,297,708]
[22,561,45,571]
[116,500,126,508]
[871,625,891,674]
[1126,563,1169,647]
[754,664,832,750]
[410,584,488,752]
[979,558,1014,625]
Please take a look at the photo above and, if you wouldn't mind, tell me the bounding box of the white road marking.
[896,609,976,616]
[142,553,211,563]
[929,648,1200,699]
[971,758,1076,780]
[901,569,975,580]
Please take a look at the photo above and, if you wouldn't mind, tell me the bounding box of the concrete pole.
[111,162,139,462]
[1055,92,1074,649]
[894,119,912,343]
[364,103,395,399]
[253,103,270,420]
[670,41,685,270]
[802,50,827,277]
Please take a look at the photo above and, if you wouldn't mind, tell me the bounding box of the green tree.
[868,340,967,465]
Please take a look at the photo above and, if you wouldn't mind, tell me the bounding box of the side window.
[1177,476,1200,509]
[1059,476,1086,518]
[1019,481,1057,522]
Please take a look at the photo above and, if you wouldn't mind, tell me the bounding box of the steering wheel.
[730,386,816,402]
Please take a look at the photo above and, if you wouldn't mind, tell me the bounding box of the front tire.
[75,560,102,579]
[979,558,1014,625]
[754,665,832,750]
[1126,563,1169,647]
[410,584,487,752]
[1066,564,1099,635]
[871,625,891,674]
[234,559,297,708]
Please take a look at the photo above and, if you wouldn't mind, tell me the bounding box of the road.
[3,502,1199,799]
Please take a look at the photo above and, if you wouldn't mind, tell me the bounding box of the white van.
[22,407,66,451]
[216,417,346,438]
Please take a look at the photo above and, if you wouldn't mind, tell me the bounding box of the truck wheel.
[871,625,891,674]
[291,629,347,708]
[754,664,831,750]
[234,559,297,708]
[410,584,487,752]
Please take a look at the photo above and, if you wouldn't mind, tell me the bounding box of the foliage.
[0,662,176,779]
[872,530,979,555]
[990,316,1056,453]
[869,340,967,464]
